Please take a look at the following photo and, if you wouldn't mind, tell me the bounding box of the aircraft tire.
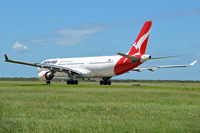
[70,80,74,85]
[107,80,111,85]
[74,80,78,85]
[67,80,71,85]
[100,80,104,85]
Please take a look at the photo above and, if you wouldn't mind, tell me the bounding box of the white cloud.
[154,8,200,21]
[31,26,109,46]
[13,42,28,52]
[30,8,200,46]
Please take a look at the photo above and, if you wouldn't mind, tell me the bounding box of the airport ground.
[0,79,200,133]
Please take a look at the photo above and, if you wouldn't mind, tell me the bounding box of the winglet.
[4,54,9,61]
[189,60,197,66]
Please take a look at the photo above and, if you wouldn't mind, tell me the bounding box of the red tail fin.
[128,21,152,55]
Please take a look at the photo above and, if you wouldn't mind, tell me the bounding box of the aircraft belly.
[54,72,68,77]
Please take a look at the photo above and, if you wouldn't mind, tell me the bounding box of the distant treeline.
[0,78,40,81]
[0,77,199,83]
[111,79,200,83]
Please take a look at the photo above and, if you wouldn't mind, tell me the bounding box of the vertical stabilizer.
[128,21,152,55]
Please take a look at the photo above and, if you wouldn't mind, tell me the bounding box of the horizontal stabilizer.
[117,53,139,59]
[117,53,140,63]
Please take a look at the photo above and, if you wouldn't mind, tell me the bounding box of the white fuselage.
[38,55,122,78]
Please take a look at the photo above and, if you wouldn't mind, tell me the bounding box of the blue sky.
[1,0,200,80]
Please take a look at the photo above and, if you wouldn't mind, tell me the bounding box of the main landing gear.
[66,80,78,85]
[99,77,111,85]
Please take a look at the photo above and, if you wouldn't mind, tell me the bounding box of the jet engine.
[38,71,54,81]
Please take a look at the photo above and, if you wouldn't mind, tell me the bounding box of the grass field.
[0,81,200,133]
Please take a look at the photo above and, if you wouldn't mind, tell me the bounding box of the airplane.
[4,21,197,85]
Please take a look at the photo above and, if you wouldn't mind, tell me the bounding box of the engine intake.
[38,71,54,81]
[45,72,54,80]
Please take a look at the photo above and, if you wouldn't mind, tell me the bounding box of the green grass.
[0,81,200,133]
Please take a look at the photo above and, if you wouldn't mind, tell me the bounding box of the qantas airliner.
[4,21,197,85]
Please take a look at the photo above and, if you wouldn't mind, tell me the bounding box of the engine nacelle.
[140,55,151,62]
[38,71,54,81]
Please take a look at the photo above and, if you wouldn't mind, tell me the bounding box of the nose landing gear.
[46,80,51,85]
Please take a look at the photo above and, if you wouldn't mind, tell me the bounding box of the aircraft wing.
[132,60,197,72]
[4,54,82,75]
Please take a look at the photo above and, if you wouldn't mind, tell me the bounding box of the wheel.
[70,80,74,85]
[46,80,51,85]
[103,81,107,85]
[100,80,104,85]
[74,80,78,85]
[67,80,71,85]
[107,80,111,85]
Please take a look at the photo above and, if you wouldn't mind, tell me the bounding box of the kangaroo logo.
[132,30,150,55]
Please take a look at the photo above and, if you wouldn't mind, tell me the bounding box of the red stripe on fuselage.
[114,57,142,75]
